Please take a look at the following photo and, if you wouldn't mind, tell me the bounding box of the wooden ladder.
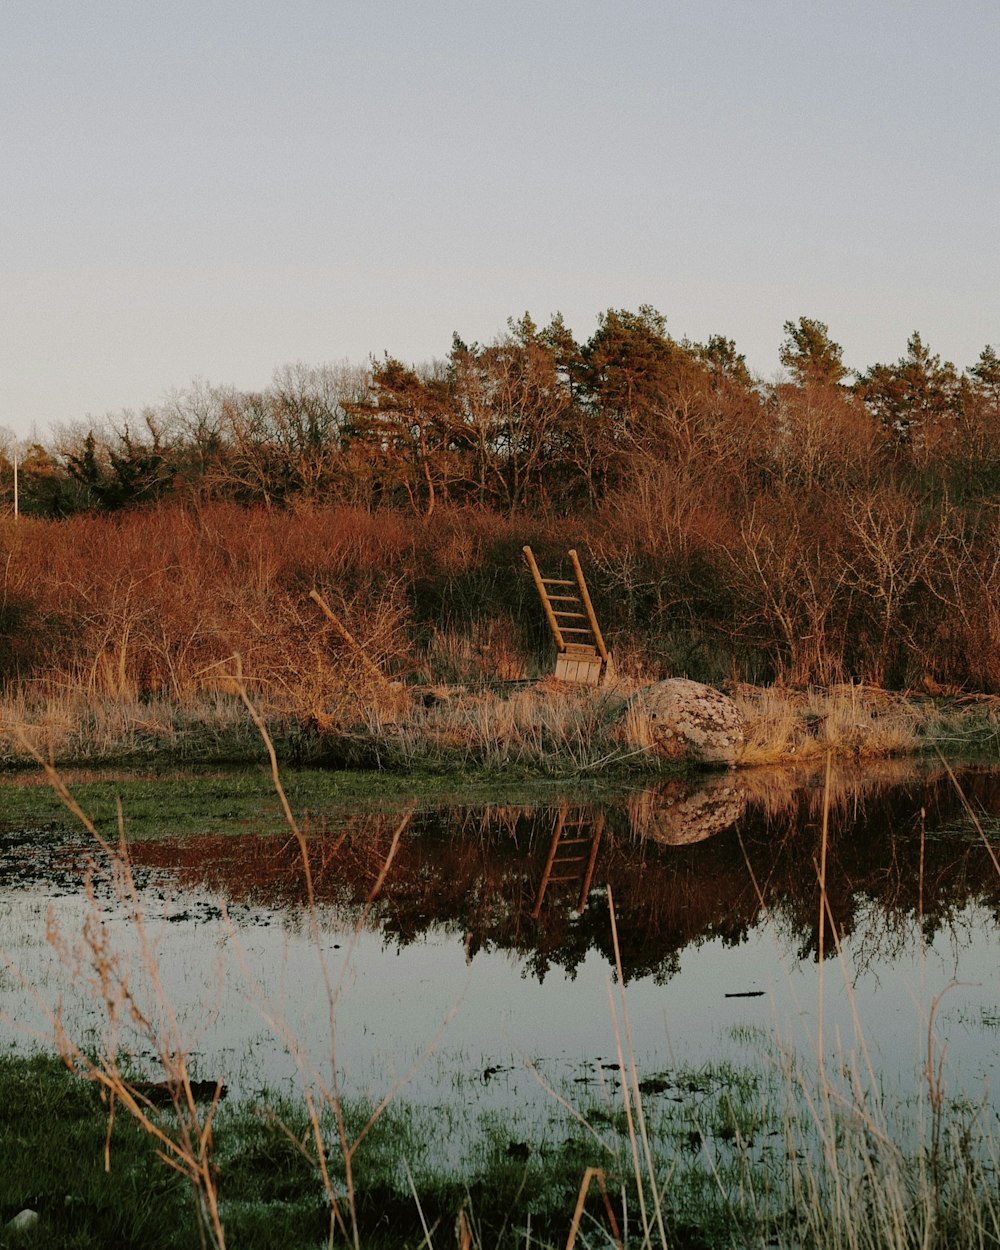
[532,805,605,917]
[522,546,611,684]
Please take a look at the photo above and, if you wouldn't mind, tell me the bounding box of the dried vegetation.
[3,311,1000,768]
[2,497,997,770]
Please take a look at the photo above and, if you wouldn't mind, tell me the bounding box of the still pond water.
[2,757,999,1133]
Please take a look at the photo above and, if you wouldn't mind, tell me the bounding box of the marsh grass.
[769,1056,1000,1250]
[732,683,949,765]
[0,1052,190,1249]
[308,679,984,778]
[6,1041,998,1250]
[2,661,997,774]
[347,680,651,776]
[0,686,280,768]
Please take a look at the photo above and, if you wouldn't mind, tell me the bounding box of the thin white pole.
[12,439,18,520]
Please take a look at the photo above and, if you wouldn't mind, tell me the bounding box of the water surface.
[2,757,998,1135]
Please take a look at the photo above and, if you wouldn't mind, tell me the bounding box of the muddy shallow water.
[1,757,999,1129]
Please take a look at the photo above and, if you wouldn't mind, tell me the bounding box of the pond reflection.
[2,758,998,1109]
[110,759,1000,988]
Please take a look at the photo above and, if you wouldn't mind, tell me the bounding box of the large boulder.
[623,678,745,766]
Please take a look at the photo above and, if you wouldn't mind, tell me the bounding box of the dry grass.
[732,682,945,765]
[321,677,647,775]
[0,686,274,766]
[351,678,952,778]
[2,670,991,774]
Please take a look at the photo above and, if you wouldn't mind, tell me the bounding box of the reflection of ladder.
[532,805,605,917]
[522,546,611,685]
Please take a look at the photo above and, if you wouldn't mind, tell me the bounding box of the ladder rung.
[551,872,584,881]
[553,612,587,619]
[547,595,582,602]
[557,839,590,847]
[561,628,594,635]
[541,578,575,585]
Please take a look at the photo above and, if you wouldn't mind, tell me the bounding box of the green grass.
[0,1052,189,1249]
[0,763,644,840]
[4,1050,998,1249]
[0,766,345,839]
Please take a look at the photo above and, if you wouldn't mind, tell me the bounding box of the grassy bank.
[1,675,997,775]
[2,1047,998,1250]
[0,760,626,838]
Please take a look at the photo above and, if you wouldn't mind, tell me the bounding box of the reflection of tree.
[123,766,1000,983]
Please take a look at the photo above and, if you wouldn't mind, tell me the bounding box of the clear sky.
[2,0,998,441]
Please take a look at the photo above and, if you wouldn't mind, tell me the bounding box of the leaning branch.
[308,589,391,689]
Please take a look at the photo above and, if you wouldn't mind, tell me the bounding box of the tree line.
[2,308,999,692]
[3,308,998,517]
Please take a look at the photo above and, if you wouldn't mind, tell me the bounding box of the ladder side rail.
[532,805,568,917]
[523,546,566,652]
[568,549,610,664]
[576,814,605,913]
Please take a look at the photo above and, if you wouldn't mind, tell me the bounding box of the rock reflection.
[625,775,747,845]
[123,761,1000,984]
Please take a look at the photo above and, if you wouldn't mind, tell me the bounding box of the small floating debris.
[124,1079,227,1106]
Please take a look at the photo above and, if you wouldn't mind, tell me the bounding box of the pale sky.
[2,0,998,440]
